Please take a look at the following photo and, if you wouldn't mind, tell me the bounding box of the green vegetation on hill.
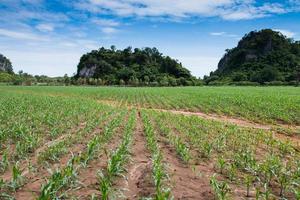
[76,46,201,86]
[205,29,300,85]
[0,54,13,74]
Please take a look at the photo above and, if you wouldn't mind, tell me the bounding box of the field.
[0,86,300,200]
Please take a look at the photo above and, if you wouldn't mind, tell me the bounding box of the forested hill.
[0,54,13,74]
[205,29,300,85]
[76,46,199,86]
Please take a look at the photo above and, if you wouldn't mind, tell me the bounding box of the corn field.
[0,86,299,200]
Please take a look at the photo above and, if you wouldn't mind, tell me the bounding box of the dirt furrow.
[157,137,214,200]
[66,133,122,199]
[119,112,155,199]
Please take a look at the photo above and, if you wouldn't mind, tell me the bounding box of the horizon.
[0,1,300,78]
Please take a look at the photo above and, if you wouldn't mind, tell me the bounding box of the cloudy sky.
[0,0,300,78]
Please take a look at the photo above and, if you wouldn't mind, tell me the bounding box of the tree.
[129,76,139,86]
[0,54,13,74]
[0,72,13,82]
[64,74,70,86]
[144,76,150,86]
[260,66,279,83]
[159,76,169,86]
[168,76,177,86]
[119,79,125,86]
[231,72,248,82]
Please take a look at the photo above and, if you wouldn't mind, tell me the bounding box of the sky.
[0,0,300,78]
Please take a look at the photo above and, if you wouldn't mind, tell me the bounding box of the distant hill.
[205,29,300,85]
[0,54,13,74]
[76,46,199,86]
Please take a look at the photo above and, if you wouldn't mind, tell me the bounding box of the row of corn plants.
[150,111,191,163]
[141,112,171,200]
[97,109,137,199]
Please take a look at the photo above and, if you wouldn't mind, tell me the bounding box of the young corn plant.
[210,174,230,200]
[173,136,191,163]
[227,163,237,182]
[38,140,68,163]
[8,162,24,191]
[216,156,226,174]
[97,170,111,200]
[0,151,9,173]
[244,175,255,197]
[152,152,171,200]
[294,188,300,200]
[81,135,100,167]
[276,167,292,198]
[39,155,78,200]
[201,141,213,159]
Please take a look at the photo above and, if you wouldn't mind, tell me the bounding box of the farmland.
[0,86,300,200]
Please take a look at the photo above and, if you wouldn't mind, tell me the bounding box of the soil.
[159,141,214,200]
[120,111,155,199]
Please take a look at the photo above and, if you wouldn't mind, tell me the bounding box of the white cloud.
[210,32,238,38]
[92,18,120,27]
[274,29,296,38]
[101,27,118,34]
[210,32,226,36]
[77,0,289,21]
[0,28,48,41]
[36,23,55,32]
[220,3,286,20]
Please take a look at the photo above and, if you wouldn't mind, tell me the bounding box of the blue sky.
[0,0,300,78]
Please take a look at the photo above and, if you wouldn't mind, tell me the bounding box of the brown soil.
[66,135,121,199]
[119,111,155,199]
[158,137,214,199]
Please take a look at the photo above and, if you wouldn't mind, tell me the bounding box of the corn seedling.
[244,175,254,197]
[0,151,9,173]
[210,174,230,200]
[216,156,226,174]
